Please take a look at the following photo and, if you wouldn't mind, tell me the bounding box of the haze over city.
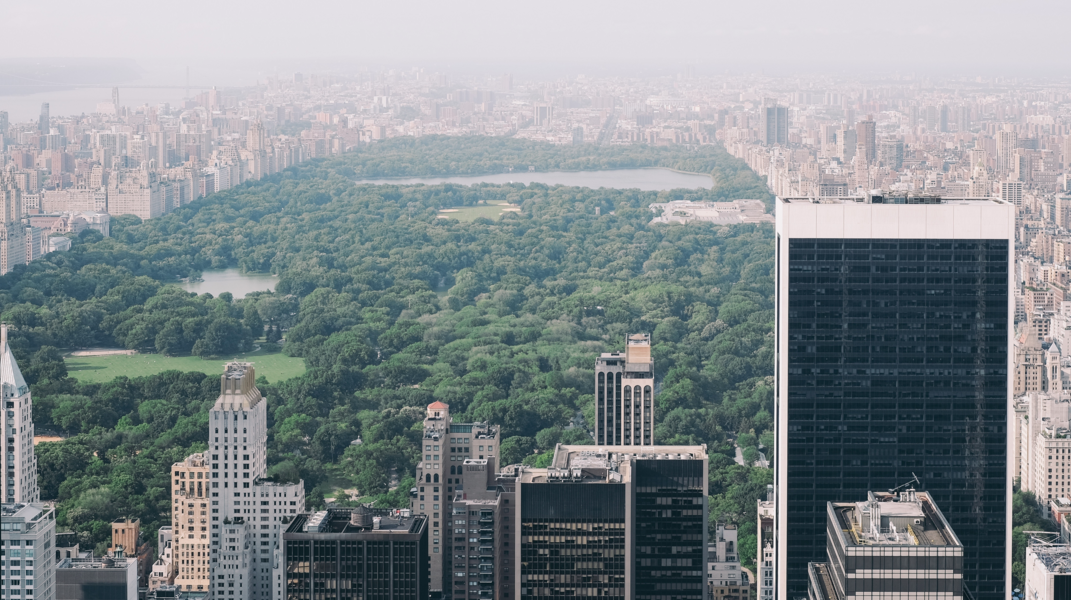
[3,2,1071,600]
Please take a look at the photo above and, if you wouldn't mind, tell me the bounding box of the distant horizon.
[3,0,1069,74]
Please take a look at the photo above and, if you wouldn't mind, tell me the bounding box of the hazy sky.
[5,0,1071,74]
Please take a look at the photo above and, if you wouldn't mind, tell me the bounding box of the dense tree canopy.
[3,137,775,564]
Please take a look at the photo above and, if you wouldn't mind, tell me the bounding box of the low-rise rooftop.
[831,490,960,547]
[286,507,425,536]
[519,444,706,484]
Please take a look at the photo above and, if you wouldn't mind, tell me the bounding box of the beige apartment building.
[171,452,210,594]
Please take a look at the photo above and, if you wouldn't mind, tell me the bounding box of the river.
[181,269,277,299]
[355,168,713,191]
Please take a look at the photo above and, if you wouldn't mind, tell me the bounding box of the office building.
[516,444,708,600]
[997,129,1018,176]
[838,127,857,163]
[855,117,876,163]
[39,103,49,135]
[172,452,210,593]
[282,507,429,600]
[775,193,1013,599]
[756,488,774,600]
[807,490,963,600]
[448,458,517,600]
[56,552,139,600]
[410,401,499,597]
[2,324,39,503]
[760,100,787,146]
[708,523,750,600]
[1018,392,1071,515]
[2,170,27,274]
[878,140,903,170]
[1,502,57,600]
[207,363,305,600]
[1000,180,1024,207]
[1025,536,1071,600]
[595,333,655,446]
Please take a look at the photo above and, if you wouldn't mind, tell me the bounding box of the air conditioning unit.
[914,519,922,525]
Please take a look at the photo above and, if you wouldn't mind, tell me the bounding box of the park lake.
[181,268,277,299]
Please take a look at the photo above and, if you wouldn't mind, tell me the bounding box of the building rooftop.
[519,444,706,484]
[831,490,961,548]
[285,507,425,536]
[213,362,262,410]
[58,556,136,570]
[807,562,838,600]
[1029,542,1071,574]
[779,191,1007,206]
[1,503,53,532]
[1,324,28,396]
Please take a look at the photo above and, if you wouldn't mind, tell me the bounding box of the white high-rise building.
[2,324,39,504]
[1,502,56,600]
[207,363,303,600]
[2,171,27,275]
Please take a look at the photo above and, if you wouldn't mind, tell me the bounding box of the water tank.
[350,506,372,528]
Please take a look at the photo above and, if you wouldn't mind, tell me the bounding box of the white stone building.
[1,325,39,504]
[207,363,304,600]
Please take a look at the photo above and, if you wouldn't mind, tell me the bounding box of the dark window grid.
[783,238,1007,600]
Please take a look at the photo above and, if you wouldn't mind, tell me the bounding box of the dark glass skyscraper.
[775,195,1013,600]
[516,445,708,600]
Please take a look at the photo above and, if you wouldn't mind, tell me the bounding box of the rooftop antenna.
[889,473,921,496]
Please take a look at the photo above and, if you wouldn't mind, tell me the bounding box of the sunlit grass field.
[64,345,306,383]
[437,201,520,221]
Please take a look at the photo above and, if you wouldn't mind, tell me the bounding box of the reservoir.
[181,269,277,299]
[355,168,713,191]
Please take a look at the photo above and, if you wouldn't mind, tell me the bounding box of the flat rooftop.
[1,503,51,524]
[286,508,425,536]
[58,557,135,570]
[807,563,838,600]
[832,490,960,548]
[519,444,706,484]
[1030,543,1071,573]
[779,195,1006,206]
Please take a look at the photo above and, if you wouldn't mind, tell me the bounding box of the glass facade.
[783,238,1008,599]
[520,483,627,599]
[284,536,426,600]
[634,460,706,600]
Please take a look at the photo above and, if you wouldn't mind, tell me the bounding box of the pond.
[181,269,277,299]
[355,168,713,191]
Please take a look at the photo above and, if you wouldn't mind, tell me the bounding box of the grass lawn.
[438,201,520,221]
[64,345,306,383]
